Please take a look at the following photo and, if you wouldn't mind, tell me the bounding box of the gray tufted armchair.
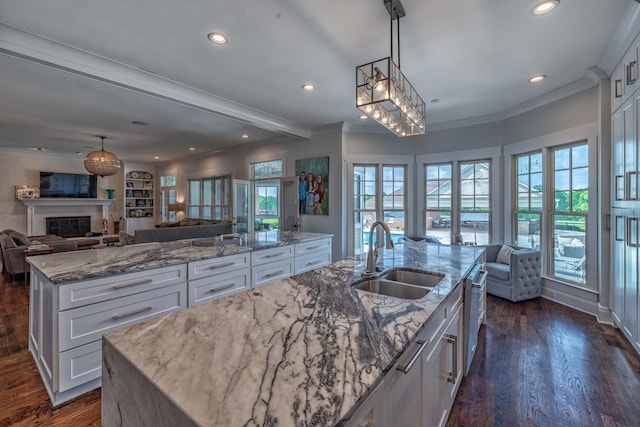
[484,244,541,302]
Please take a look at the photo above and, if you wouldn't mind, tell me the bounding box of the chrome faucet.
[365,220,394,277]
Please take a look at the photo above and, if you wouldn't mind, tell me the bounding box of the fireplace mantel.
[20,198,113,207]
[20,198,113,235]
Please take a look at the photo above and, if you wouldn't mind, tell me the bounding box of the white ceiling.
[0,0,633,163]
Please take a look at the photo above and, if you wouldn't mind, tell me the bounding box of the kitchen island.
[101,241,484,426]
[27,231,333,406]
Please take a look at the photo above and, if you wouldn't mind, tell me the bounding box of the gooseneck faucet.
[365,220,394,277]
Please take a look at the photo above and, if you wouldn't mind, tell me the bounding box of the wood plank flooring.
[447,295,640,427]
[0,273,638,426]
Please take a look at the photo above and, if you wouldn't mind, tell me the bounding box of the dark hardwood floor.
[0,272,638,426]
[448,295,640,427]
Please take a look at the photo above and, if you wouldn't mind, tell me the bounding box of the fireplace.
[46,216,91,238]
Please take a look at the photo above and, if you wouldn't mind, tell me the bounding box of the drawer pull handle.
[112,306,152,320]
[304,245,320,250]
[264,270,284,278]
[306,261,319,266]
[265,252,285,258]
[444,334,458,384]
[209,283,235,293]
[397,339,428,374]
[113,278,153,290]
[208,262,235,270]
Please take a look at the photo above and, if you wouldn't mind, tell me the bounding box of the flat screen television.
[39,172,98,198]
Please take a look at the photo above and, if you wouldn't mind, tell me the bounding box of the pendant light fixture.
[84,136,121,177]
[356,0,426,137]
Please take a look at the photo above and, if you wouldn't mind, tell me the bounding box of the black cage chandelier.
[356,0,426,137]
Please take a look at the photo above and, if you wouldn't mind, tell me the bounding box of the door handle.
[397,339,428,374]
[444,334,458,384]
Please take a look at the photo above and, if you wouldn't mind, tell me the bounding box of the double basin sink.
[352,268,444,300]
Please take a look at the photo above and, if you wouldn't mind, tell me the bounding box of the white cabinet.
[610,208,640,356]
[187,252,251,306]
[28,264,187,406]
[294,236,332,274]
[343,381,385,427]
[383,282,464,427]
[611,34,640,357]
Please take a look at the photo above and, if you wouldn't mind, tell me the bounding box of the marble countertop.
[102,240,484,426]
[27,231,331,284]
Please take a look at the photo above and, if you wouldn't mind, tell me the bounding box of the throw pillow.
[119,232,135,246]
[9,231,30,246]
[496,245,515,265]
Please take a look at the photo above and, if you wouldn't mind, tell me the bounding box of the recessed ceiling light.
[359,115,368,120]
[301,83,316,91]
[131,121,148,126]
[531,1,559,15]
[75,152,83,155]
[529,74,548,83]
[189,147,196,151]
[242,134,249,139]
[207,32,228,44]
[30,147,46,151]
[154,156,160,160]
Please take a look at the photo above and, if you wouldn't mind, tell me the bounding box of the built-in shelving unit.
[125,171,154,219]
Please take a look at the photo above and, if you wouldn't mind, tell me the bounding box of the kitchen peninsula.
[101,241,485,426]
[27,231,333,406]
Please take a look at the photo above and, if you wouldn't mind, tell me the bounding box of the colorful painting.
[295,156,329,215]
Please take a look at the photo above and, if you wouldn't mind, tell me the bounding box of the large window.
[425,163,452,245]
[160,174,176,222]
[353,164,407,255]
[514,152,543,248]
[459,161,490,245]
[250,159,283,230]
[187,175,231,220]
[551,143,588,284]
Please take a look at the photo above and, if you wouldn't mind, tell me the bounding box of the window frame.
[512,151,543,249]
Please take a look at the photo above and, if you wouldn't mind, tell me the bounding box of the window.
[250,159,283,230]
[425,163,452,245]
[551,143,588,285]
[459,161,490,245]
[514,152,543,248]
[250,160,283,179]
[352,164,407,255]
[187,175,231,220]
[160,174,176,222]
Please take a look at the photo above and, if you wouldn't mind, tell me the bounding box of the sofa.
[0,229,103,278]
[133,219,232,244]
[484,244,541,303]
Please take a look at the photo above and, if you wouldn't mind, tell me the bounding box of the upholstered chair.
[484,244,542,302]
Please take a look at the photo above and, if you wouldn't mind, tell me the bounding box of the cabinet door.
[623,101,636,200]
[384,339,426,427]
[445,305,464,408]
[623,214,639,342]
[612,211,626,326]
[612,109,625,203]
[422,335,447,427]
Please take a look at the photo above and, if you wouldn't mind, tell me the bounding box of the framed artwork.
[295,156,329,215]
[15,185,40,199]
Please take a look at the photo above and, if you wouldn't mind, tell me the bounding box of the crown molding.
[0,23,311,140]
[598,1,640,76]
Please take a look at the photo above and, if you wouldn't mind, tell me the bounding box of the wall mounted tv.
[39,172,98,198]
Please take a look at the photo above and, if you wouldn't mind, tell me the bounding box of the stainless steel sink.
[352,278,431,299]
[380,269,444,288]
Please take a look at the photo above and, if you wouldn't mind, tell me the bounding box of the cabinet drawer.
[251,245,294,266]
[252,259,294,287]
[58,340,101,392]
[188,252,250,281]
[59,283,186,351]
[294,250,331,274]
[295,237,332,257]
[59,264,187,310]
[188,269,250,306]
